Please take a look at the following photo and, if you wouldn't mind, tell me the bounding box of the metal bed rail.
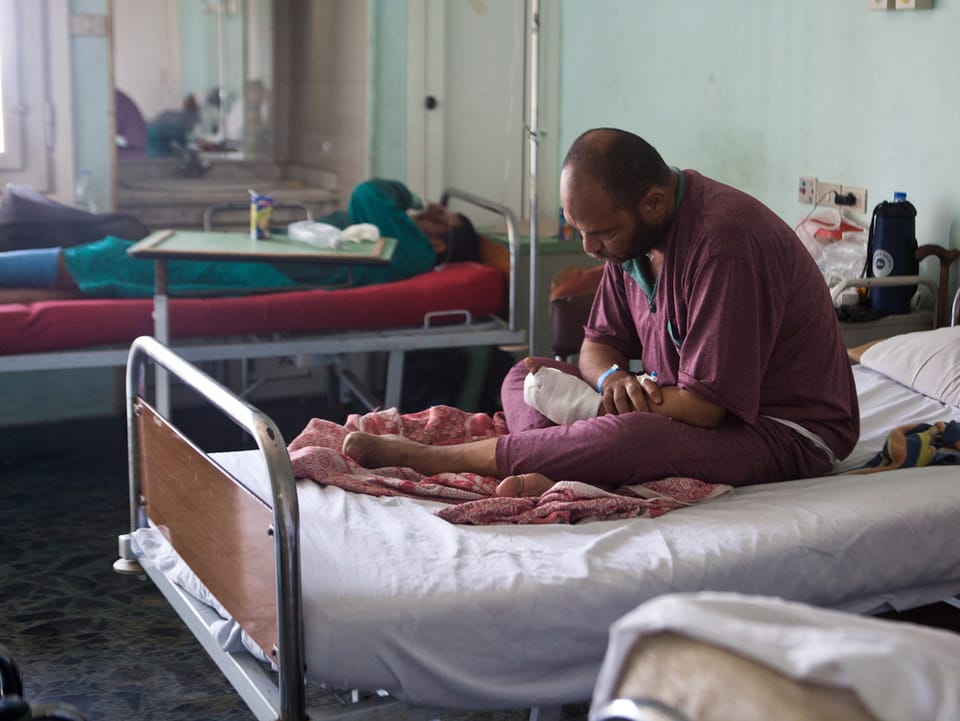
[0,316,524,412]
[116,335,566,721]
[953,283,960,328]
[119,335,306,721]
[441,187,535,358]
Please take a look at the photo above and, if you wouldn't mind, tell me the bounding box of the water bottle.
[557,208,568,241]
[867,192,917,314]
[74,170,98,214]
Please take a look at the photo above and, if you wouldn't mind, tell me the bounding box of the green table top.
[128,229,397,266]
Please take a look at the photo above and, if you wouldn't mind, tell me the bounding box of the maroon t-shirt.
[585,170,859,461]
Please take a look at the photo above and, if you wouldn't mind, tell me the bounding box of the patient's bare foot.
[343,432,425,470]
[496,472,555,498]
[342,432,500,477]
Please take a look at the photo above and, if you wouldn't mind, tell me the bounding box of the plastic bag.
[287,221,342,249]
[796,208,867,304]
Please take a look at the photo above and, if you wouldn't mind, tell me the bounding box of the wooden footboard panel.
[135,398,279,658]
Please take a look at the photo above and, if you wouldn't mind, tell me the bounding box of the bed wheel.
[113,534,142,576]
[112,557,142,575]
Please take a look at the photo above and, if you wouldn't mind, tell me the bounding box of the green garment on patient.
[62,236,295,298]
[270,178,436,288]
[61,179,437,298]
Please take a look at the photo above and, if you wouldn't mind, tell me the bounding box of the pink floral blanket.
[287,405,731,525]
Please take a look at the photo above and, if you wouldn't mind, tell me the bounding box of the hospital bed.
[114,276,960,721]
[589,592,960,721]
[0,189,530,413]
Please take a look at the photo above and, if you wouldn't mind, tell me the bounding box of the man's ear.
[637,186,669,223]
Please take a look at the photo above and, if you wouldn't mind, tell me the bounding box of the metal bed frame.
[0,189,536,414]
[117,335,560,721]
[114,289,960,721]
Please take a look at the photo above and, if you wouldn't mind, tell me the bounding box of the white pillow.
[859,326,960,407]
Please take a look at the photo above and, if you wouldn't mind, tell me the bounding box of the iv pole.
[526,0,540,359]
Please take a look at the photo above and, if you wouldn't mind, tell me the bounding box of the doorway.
[407,0,558,226]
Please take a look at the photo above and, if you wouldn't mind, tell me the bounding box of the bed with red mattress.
[0,189,530,411]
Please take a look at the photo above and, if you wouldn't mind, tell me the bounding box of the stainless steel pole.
[527,0,540,359]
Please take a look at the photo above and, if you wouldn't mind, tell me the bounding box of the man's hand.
[581,340,726,427]
[604,373,726,428]
[601,371,662,416]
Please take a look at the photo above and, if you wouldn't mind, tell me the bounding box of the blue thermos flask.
[867,192,918,314]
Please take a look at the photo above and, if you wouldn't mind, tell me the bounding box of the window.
[0,0,51,192]
[0,0,25,169]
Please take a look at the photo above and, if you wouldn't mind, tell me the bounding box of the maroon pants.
[494,358,833,488]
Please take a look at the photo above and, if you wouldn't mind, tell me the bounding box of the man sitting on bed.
[0,178,478,299]
[342,127,860,495]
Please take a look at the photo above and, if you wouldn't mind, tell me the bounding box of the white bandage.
[523,366,602,425]
[339,223,380,242]
[636,372,658,386]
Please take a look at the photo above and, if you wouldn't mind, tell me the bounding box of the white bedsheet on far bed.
[133,364,960,710]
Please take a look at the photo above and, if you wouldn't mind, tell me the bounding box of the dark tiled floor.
[1,413,260,720]
[0,394,347,720]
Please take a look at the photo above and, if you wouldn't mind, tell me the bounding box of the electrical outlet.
[836,185,868,214]
[796,176,868,213]
[821,183,868,214]
[816,181,843,207]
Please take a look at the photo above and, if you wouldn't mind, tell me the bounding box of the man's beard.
[613,213,666,263]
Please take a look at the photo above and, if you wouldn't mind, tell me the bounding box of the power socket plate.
[798,176,818,204]
[797,176,868,214]
[835,185,868,214]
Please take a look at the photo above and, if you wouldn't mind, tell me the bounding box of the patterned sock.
[523,365,601,425]
[0,247,61,288]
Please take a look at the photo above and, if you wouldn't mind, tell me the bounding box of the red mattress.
[0,262,505,355]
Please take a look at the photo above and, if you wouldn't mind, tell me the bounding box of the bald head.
[562,128,672,210]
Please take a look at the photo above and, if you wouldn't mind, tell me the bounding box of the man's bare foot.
[342,432,501,477]
[495,472,554,498]
[342,432,425,470]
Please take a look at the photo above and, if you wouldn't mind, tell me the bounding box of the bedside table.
[479,225,600,357]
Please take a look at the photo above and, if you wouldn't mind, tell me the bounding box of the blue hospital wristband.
[596,363,622,393]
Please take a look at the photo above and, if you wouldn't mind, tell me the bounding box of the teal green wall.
[557,1,960,259]
[369,0,407,180]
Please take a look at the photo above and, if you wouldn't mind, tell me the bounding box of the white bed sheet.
[135,365,960,710]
